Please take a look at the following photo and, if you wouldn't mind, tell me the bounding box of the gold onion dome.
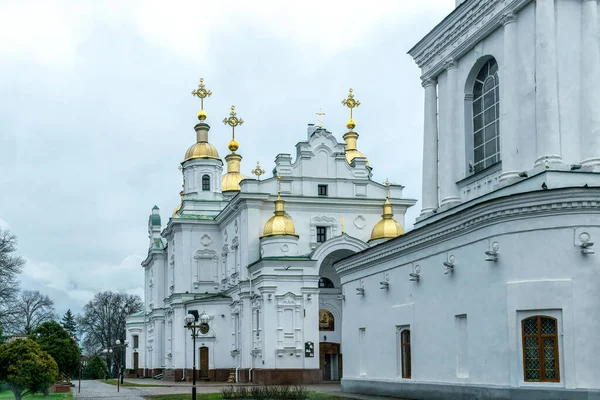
[369,181,404,242]
[261,179,298,238]
[184,141,220,162]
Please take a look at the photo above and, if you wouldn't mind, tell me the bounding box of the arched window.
[472,58,500,173]
[202,175,210,191]
[400,329,411,379]
[522,316,560,382]
[318,277,334,288]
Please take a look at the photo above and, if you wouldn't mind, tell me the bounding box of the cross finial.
[385,179,390,199]
[191,78,212,121]
[341,88,360,131]
[316,109,326,128]
[223,105,244,140]
[251,161,265,180]
[276,175,282,199]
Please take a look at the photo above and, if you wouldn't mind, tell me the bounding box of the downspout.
[182,306,187,381]
[248,270,253,382]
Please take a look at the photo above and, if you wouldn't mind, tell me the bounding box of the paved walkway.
[73,379,408,400]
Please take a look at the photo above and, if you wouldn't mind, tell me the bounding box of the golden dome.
[261,194,298,239]
[346,118,356,130]
[222,171,246,192]
[184,142,220,162]
[369,198,404,242]
[228,139,239,152]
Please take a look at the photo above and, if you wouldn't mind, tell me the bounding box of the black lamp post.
[185,311,210,400]
[103,339,129,392]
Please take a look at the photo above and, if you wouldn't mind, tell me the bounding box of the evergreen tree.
[61,309,77,341]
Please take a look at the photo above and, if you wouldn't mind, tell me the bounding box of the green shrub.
[221,384,308,400]
[82,354,108,380]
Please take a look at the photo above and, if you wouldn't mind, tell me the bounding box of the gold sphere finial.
[228,139,239,152]
[342,88,361,131]
[192,78,212,121]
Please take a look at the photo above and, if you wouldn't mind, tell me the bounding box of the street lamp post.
[103,339,129,393]
[185,311,210,400]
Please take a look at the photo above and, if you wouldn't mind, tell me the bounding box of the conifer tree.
[61,309,77,341]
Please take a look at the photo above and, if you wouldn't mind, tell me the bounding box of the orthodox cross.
[342,88,360,120]
[251,161,266,180]
[316,109,325,127]
[223,105,244,139]
[191,78,212,111]
[276,175,282,196]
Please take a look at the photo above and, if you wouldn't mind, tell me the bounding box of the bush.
[82,354,108,380]
[221,385,308,400]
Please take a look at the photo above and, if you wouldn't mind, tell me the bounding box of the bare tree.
[77,291,142,373]
[0,229,25,333]
[13,290,56,334]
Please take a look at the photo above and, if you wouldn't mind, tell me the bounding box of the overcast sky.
[0,0,455,318]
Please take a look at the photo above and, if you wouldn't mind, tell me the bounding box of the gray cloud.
[0,0,454,317]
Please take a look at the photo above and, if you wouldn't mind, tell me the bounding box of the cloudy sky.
[0,0,455,318]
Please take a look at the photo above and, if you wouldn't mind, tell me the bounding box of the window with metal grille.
[401,329,411,379]
[202,175,210,191]
[318,277,334,288]
[472,58,500,173]
[318,185,328,196]
[316,227,327,243]
[522,316,560,382]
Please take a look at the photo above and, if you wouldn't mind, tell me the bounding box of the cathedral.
[127,0,600,398]
[125,81,415,383]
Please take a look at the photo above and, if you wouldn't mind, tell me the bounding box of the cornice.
[408,0,532,80]
[336,188,600,276]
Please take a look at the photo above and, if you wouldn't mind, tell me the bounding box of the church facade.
[125,85,415,384]
[337,0,600,399]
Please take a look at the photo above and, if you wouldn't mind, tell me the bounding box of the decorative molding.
[353,215,367,230]
[421,78,437,88]
[336,189,600,275]
[200,234,212,247]
[499,12,517,26]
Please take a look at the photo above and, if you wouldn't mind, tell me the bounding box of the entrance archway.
[313,235,368,381]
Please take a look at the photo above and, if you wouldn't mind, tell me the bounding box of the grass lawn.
[101,378,167,387]
[0,391,73,400]
[144,392,352,400]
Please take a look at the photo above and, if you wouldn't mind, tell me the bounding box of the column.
[580,0,600,166]
[499,12,520,182]
[421,78,439,215]
[439,60,461,207]
[535,0,562,165]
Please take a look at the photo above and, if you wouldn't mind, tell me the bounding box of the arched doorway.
[199,347,209,380]
[313,237,368,381]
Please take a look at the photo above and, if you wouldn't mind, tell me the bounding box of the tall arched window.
[400,329,411,379]
[472,58,500,173]
[522,316,560,382]
[202,175,210,191]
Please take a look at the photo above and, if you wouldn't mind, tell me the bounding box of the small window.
[318,277,334,288]
[522,316,560,382]
[316,226,327,243]
[133,335,139,349]
[401,329,411,379]
[202,175,210,191]
[318,185,328,196]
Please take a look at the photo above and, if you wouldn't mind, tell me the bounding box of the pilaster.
[580,0,600,165]
[535,0,563,165]
[499,12,520,182]
[439,60,461,207]
[421,78,439,214]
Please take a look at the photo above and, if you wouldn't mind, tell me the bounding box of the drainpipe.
[236,365,240,383]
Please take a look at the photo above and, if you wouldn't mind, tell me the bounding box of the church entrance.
[320,343,341,381]
[133,352,139,376]
[199,347,209,380]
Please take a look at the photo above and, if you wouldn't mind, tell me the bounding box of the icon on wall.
[305,341,314,357]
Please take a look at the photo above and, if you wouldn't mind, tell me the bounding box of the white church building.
[336,0,600,399]
[125,82,415,383]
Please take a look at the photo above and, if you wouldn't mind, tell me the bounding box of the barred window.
[522,316,560,382]
[202,175,210,191]
[472,59,500,173]
[316,227,327,243]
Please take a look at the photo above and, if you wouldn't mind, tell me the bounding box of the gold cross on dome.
[276,175,282,195]
[191,78,212,110]
[316,109,325,127]
[251,161,265,180]
[342,88,360,119]
[223,105,244,139]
